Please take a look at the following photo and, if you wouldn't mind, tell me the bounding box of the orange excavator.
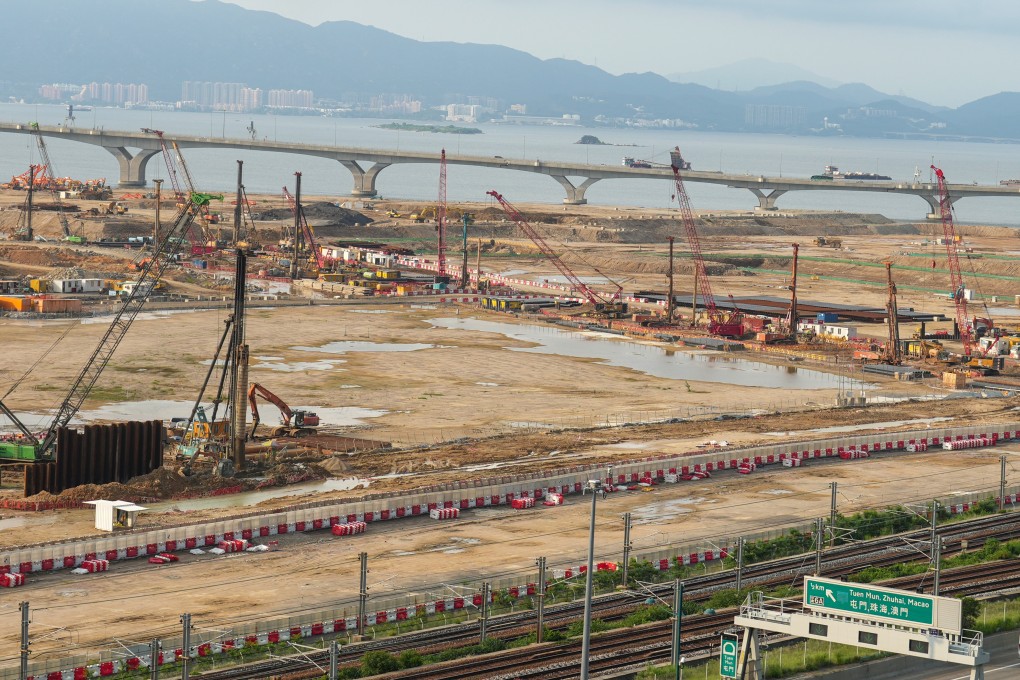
[247,382,320,438]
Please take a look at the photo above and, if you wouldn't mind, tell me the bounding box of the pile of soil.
[253,202,372,226]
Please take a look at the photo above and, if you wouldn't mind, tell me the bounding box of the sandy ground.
[4,436,1017,661]
[3,187,1020,664]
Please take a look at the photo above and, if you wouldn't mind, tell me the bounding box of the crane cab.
[292,410,319,427]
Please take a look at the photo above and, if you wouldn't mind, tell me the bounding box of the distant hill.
[0,0,1017,139]
[669,58,840,91]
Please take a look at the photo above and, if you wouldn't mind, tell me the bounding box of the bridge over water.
[3,123,1019,218]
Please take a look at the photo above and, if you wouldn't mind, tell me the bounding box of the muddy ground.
[2,187,1020,662]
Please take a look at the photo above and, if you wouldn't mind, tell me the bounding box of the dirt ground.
[3,186,1020,663]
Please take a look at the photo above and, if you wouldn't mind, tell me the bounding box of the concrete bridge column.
[105,146,161,188]
[551,176,600,205]
[749,188,787,211]
[921,193,956,220]
[340,160,390,197]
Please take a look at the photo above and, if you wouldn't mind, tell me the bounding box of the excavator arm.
[247,383,294,437]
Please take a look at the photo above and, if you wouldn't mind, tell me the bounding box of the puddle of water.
[0,400,388,431]
[428,317,865,390]
[350,309,393,315]
[761,489,793,495]
[986,307,1020,318]
[256,356,284,361]
[499,269,529,276]
[293,341,438,354]
[539,275,609,285]
[764,416,954,437]
[606,441,652,450]
[631,497,705,524]
[146,477,371,512]
[251,359,346,372]
[410,304,438,310]
[476,382,500,387]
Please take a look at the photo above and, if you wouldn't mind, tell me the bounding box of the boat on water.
[1000,179,1020,186]
[810,165,891,181]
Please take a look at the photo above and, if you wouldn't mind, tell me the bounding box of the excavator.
[247,383,320,438]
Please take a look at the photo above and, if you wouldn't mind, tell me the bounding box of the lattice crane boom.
[669,147,716,315]
[29,126,72,238]
[487,190,621,307]
[282,186,324,270]
[141,128,185,200]
[931,165,978,356]
[669,147,742,336]
[437,149,448,276]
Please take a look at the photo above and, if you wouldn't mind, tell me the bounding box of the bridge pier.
[921,193,957,220]
[106,146,161,188]
[340,160,390,197]
[551,175,600,205]
[750,188,787,211]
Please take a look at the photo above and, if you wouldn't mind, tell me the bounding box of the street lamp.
[580,464,612,680]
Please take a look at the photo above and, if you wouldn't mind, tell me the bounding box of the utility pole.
[536,556,546,643]
[460,214,470,288]
[815,517,824,576]
[479,582,490,643]
[933,534,942,596]
[690,266,698,328]
[1000,454,1008,511]
[735,537,744,591]
[291,172,302,280]
[149,638,160,680]
[25,165,35,242]
[19,601,29,680]
[829,482,838,547]
[233,161,243,246]
[672,579,684,680]
[476,239,482,289]
[580,468,610,680]
[621,512,632,588]
[357,551,368,638]
[329,639,339,680]
[153,178,163,245]
[180,613,192,680]
[666,237,675,323]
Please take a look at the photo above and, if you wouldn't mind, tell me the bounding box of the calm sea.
[2,102,1019,226]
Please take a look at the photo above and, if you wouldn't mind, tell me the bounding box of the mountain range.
[2,0,1019,140]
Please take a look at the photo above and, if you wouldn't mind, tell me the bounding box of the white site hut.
[84,500,147,531]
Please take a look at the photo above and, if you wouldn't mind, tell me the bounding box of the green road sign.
[720,633,738,678]
[804,576,934,627]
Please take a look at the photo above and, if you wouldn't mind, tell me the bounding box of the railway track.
[198,512,1020,680]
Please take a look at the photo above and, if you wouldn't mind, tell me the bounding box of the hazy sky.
[219,0,1016,107]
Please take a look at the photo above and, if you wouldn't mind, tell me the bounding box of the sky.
[217,0,1017,108]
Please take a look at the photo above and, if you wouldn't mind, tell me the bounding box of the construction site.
[2,136,1020,679]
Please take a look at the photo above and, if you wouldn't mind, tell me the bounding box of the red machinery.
[486,190,626,317]
[669,147,743,337]
[436,149,448,277]
[247,382,319,438]
[930,166,992,356]
[282,185,325,271]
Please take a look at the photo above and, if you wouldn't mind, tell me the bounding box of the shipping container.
[0,296,32,311]
[33,298,83,314]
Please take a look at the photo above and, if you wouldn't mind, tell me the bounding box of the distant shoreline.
[374,123,482,135]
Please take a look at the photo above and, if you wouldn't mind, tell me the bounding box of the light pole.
[580,464,612,680]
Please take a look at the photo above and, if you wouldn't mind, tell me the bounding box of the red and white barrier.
[738,462,756,474]
[943,437,993,450]
[839,450,870,460]
[543,493,563,506]
[0,572,25,587]
[430,507,460,520]
[331,522,367,536]
[782,458,802,467]
[81,559,109,573]
[217,539,249,553]
[907,441,929,452]
[512,497,536,510]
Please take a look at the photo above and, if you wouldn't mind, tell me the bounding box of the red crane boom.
[669,147,742,337]
[931,165,990,356]
[486,190,624,313]
[437,149,448,276]
[282,186,325,271]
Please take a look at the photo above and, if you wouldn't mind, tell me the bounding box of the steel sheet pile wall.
[23,421,163,497]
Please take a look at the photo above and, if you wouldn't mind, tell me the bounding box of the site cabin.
[84,499,147,532]
[48,278,104,294]
[0,280,20,294]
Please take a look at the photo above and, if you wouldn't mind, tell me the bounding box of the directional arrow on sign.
[825,588,836,602]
